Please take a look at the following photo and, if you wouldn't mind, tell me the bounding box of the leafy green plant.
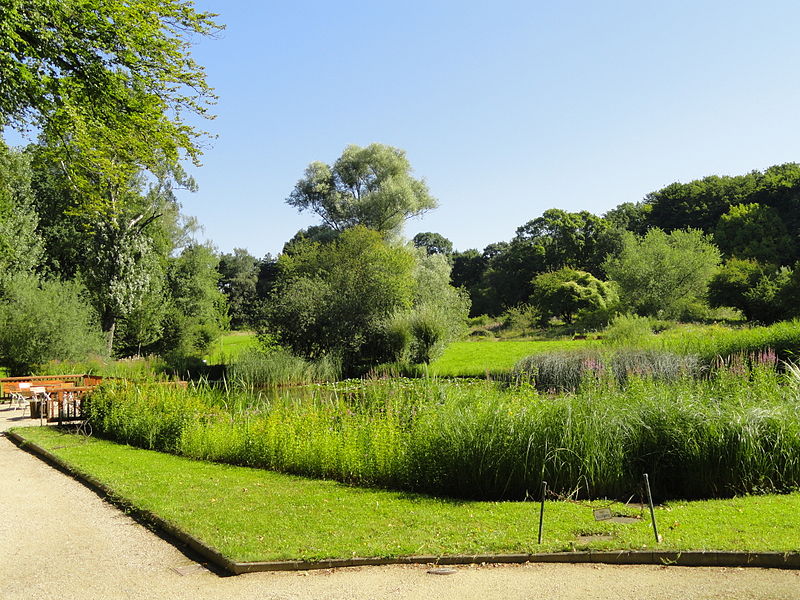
[603,314,657,347]
[227,348,340,388]
[0,273,105,375]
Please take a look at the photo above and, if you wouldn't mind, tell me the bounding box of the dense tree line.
[443,163,800,325]
[0,1,227,373]
[0,139,228,373]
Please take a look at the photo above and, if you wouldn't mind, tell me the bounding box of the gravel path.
[1,406,798,600]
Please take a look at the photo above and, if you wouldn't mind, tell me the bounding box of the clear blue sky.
[151,1,800,256]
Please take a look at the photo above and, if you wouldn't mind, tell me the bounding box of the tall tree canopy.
[642,164,800,266]
[1,0,221,190]
[412,231,453,256]
[603,228,721,319]
[287,143,437,237]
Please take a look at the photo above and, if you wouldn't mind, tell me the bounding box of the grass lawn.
[430,339,596,377]
[15,426,800,563]
[205,331,259,365]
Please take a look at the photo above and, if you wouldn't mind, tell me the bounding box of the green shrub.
[499,304,540,335]
[467,314,493,328]
[604,313,657,346]
[409,306,450,364]
[0,274,105,375]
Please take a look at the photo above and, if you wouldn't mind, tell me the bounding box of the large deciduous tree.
[1,0,220,189]
[412,232,453,256]
[603,228,721,319]
[531,268,617,325]
[266,226,417,371]
[714,203,793,263]
[287,143,437,238]
[264,227,468,374]
[0,140,42,279]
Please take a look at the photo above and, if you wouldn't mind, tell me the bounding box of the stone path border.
[7,429,800,576]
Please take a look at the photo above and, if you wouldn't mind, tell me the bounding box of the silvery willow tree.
[266,144,468,374]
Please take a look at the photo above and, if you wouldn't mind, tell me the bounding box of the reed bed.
[226,349,341,387]
[638,319,800,363]
[85,361,800,501]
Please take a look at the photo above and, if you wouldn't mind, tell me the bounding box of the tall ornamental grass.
[86,367,800,501]
[512,349,703,391]
[227,349,341,388]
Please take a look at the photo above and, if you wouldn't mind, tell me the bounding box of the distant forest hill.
[442,163,800,318]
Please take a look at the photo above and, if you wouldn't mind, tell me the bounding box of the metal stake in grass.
[644,473,660,544]
[538,480,547,544]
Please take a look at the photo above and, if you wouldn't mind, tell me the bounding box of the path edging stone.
[7,429,800,576]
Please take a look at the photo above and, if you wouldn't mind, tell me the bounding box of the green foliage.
[709,259,800,324]
[603,228,721,319]
[1,0,221,206]
[227,349,340,388]
[603,313,658,346]
[265,228,468,374]
[649,320,800,364]
[0,273,104,374]
[603,202,650,235]
[412,231,453,256]
[410,250,470,361]
[159,244,228,362]
[408,306,452,364]
[499,304,541,337]
[531,267,617,325]
[0,141,43,278]
[450,249,489,316]
[708,258,768,320]
[287,143,437,238]
[266,227,417,372]
[81,209,162,350]
[217,248,260,330]
[40,355,170,380]
[714,203,793,263]
[644,163,800,266]
[515,209,619,275]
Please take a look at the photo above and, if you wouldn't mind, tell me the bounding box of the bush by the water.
[0,274,104,375]
[86,364,800,501]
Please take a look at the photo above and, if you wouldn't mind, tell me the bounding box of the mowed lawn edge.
[430,340,597,376]
[12,426,800,564]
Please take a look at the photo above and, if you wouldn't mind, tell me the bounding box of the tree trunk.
[101,311,117,357]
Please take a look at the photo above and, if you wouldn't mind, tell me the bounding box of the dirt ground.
[1,406,798,600]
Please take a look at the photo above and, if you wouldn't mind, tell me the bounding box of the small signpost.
[538,480,547,544]
[593,507,612,521]
[644,473,661,543]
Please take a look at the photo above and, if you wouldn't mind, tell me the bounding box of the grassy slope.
[430,339,595,377]
[205,332,259,365]
[17,427,800,563]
